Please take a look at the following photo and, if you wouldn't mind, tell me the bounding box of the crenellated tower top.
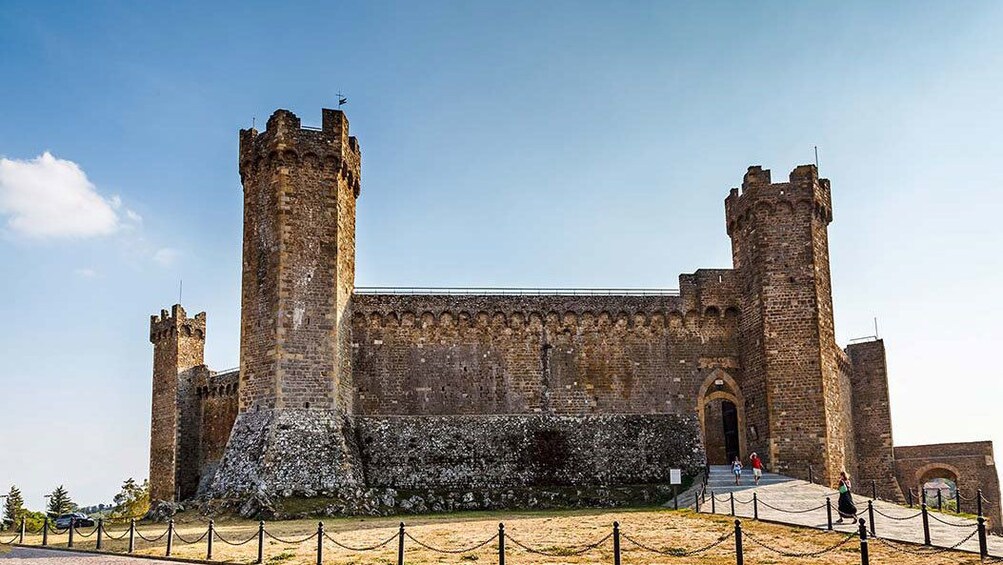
[724,164,831,237]
[239,108,361,197]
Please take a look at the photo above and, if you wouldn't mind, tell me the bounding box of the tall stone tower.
[149,305,206,502]
[211,109,364,499]
[726,165,855,484]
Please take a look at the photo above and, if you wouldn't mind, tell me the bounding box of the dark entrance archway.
[697,370,746,466]
[721,400,740,463]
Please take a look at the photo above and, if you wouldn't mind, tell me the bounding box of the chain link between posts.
[621,530,734,556]
[871,527,979,555]
[172,529,208,545]
[403,531,498,554]
[871,507,923,520]
[506,532,612,556]
[264,530,319,544]
[324,531,399,552]
[134,528,170,542]
[742,530,857,557]
[213,530,259,546]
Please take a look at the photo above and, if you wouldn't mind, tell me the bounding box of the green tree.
[46,485,74,516]
[3,486,25,528]
[111,478,149,519]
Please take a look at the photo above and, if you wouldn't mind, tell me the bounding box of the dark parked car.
[54,513,94,529]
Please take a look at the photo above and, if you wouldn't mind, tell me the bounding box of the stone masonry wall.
[356,414,704,489]
[726,165,848,483]
[351,284,741,419]
[894,442,1002,532]
[149,305,205,502]
[847,339,903,501]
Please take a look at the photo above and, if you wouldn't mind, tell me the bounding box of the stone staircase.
[703,464,795,495]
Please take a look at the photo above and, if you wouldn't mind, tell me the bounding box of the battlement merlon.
[149,304,206,343]
[724,165,833,236]
[238,108,361,197]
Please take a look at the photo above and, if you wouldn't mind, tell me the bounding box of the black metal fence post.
[734,520,743,565]
[498,523,505,565]
[96,518,103,550]
[316,522,323,565]
[397,522,405,565]
[41,517,48,546]
[695,492,701,513]
[257,521,265,564]
[68,517,74,548]
[127,517,135,553]
[826,497,833,531]
[978,515,988,559]
[908,488,913,508]
[166,519,174,557]
[753,492,758,520]
[207,519,214,560]
[955,489,961,514]
[977,489,984,518]
[711,491,716,513]
[937,489,943,511]
[858,519,869,565]
[867,501,875,536]
[921,503,931,545]
[18,516,24,544]
[613,522,621,565]
[730,492,735,516]
[808,463,814,484]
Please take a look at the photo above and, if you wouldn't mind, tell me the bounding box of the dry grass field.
[5,507,988,564]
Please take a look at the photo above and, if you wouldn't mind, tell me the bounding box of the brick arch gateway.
[697,369,747,465]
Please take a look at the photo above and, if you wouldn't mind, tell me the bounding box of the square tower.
[211,109,364,499]
[726,165,855,484]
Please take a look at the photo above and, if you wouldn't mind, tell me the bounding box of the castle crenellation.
[147,108,1001,525]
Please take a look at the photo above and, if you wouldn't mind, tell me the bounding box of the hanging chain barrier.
[403,531,498,554]
[620,529,733,556]
[506,531,612,556]
[2,513,995,564]
[213,529,260,546]
[325,530,399,552]
[870,527,980,555]
[871,507,923,521]
[742,529,857,558]
[755,499,828,514]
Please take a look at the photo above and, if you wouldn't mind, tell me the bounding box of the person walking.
[732,456,743,486]
[835,471,857,524]
[750,452,763,486]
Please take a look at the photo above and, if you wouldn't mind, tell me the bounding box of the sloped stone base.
[208,408,363,503]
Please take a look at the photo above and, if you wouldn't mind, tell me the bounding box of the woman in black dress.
[835,471,857,524]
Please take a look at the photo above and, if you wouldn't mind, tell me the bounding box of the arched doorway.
[697,370,746,466]
[916,463,962,511]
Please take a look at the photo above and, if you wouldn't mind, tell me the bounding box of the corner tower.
[149,304,206,502]
[212,109,363,499]
[726,165,854,484]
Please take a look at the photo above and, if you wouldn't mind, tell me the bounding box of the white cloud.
[0,152,123,238]
[152,247,180,267]
[74,268,98,278]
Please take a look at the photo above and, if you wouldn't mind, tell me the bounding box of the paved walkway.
[0,547,178,563]
[700,466,1003,557]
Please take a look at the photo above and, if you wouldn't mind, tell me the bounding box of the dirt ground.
[5,507,989,564]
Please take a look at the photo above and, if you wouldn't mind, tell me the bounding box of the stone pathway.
[700,465,1003,557]
[0,546,179,563]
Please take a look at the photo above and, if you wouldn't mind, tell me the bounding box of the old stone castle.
[149,108,1000,519]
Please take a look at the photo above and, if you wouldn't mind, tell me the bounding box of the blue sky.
[1,1,1001,509]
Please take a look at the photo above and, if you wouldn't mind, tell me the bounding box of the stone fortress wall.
[148,108,1000,520]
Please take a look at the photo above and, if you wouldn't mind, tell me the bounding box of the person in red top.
[750,452,763,486]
